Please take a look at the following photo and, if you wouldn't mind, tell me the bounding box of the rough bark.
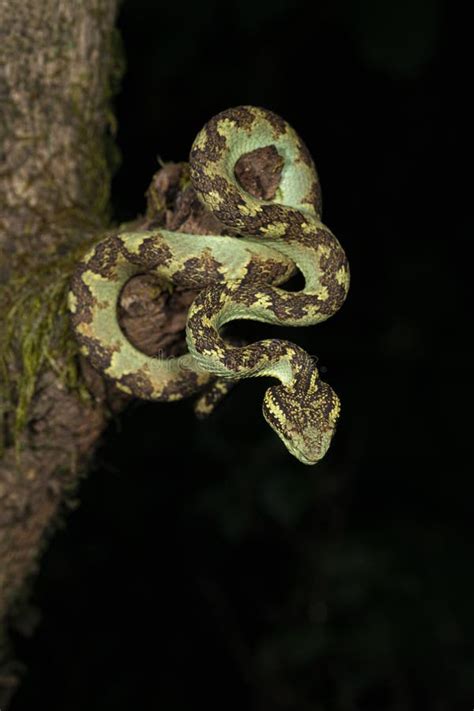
[0,0,120,703]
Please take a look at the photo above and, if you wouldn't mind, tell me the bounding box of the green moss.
[0,22,126,458]
[0,241,100,456]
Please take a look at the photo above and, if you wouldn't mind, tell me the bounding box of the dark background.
[11,0,473,709]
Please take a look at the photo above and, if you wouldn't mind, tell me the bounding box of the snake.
[68,106,350,464]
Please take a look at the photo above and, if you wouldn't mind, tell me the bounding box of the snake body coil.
[69,106,350,464]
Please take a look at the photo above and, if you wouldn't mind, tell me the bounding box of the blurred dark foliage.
[10,0,472,709]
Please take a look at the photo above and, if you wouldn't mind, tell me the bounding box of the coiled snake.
[69,106,350,464]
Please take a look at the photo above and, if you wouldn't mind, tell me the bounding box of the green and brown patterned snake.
[68,106,350,464]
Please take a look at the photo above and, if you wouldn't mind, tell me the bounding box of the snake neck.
[187,307,318,389]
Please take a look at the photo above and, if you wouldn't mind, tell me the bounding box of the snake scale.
[69,106,350,464]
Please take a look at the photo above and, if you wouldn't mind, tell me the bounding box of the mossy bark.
[0,0,120,703]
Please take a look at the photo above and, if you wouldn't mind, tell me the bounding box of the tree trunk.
[0,0,121,702]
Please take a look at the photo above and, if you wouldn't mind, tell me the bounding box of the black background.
[11,1,473,709]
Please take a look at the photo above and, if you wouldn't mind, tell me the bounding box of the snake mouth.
[263,412,312,465]
[283,424,334,466]
[264,414,328,465]
[295,452,319,466]
[289,441,328,466]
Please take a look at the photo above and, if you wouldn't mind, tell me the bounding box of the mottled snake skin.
[69,106,350,464]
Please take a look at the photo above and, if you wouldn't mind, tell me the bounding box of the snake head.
[262,380,341,465]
